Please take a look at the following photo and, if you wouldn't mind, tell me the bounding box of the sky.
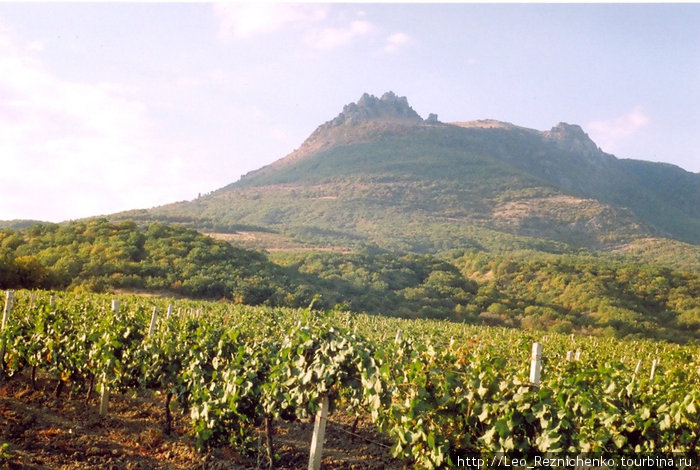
[1,2,699,223]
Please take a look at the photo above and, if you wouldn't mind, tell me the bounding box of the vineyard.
[1,290,699,469]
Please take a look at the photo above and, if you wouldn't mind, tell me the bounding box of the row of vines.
[1,290,699,468]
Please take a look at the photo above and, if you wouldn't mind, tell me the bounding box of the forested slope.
[1,219,697,342]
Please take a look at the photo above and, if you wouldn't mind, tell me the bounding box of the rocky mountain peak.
[244,93,430,179]
[544,122,607,163]
[326,91,424,128]
[545,122,589,140]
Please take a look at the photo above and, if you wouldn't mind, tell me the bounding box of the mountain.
[118,92,700,263]
[5,92,698,339]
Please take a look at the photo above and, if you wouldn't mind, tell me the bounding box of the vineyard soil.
[1,371,400,469]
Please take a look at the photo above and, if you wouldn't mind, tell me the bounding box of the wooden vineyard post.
[99,382,110,416]
[1,290,13,332]
[650,359,658,380]
[574,350,581,361]
[530,342,542,386]
[1,290,15,370]
[566,351,573,361]
[148,306,158,336]
[99,300,120,416]
[49,294,55,307]
[308,395,329,470]
[633,359,642,380]
[166,304,173,318]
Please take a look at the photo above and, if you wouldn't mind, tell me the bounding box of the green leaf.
[613,433,626,449]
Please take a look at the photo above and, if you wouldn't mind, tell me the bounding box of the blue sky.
[1,2,699,222]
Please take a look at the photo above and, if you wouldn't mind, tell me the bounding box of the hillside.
[2,218,698,342]
[120,92,700,265]
[105,92,700,341]
[0,219,290,302]
[102,92,700,340]
[3,92,697,341]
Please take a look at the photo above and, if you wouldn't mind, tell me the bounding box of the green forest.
[1,219,697,343]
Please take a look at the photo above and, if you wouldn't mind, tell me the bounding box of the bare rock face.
[426,113,439,123]
[544,123,603,158]
[243,92,427,178]
[325,91,424,128]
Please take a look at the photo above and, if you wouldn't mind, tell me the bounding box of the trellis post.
[308,395,329,470]
[530,342,542,386]
[99,299,120,416]
[99,383,110,416]
[1,290,15,370]
[148,306,158,335]
[111,300,119,317]
[1,290,13,332]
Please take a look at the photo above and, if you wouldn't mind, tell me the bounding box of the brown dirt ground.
[0,371,405,469]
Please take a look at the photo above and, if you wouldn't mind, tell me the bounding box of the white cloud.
[304,19,374,50]
[588,106,650,138]
[212,4,382,52]
[0,26,193,222]
[175,68,227,89]
[25,40,44,52]
[383,32,411,53]
[587,106,651,152]
[213,3,328,40]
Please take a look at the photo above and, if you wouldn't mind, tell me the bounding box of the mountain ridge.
[118,92,700,260]
[4,92,699,340]
[240,91,431,182]
[240,93,626,191]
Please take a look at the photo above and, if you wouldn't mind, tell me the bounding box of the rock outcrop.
[544,122,608,163]
[324,91,424,128]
